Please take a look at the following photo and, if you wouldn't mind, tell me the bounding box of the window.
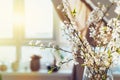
[0,0,54,69]
[25,0,53,39]
[0,46,16,62]
[21,46,54,68]
[0,0,13,39]
[0,0,15,64]
[21,0,54,66]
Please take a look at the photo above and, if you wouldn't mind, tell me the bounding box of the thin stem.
[56,47,72,53]
[59,58,73,65]
[33,45,72,53]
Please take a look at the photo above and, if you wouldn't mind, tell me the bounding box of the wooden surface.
[1,69,72,80]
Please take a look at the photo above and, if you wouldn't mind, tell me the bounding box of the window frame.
[0,0,57,63]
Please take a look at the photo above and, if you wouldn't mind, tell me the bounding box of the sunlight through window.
[25,0,53,38]
[0,0,13,38]
[0,46,16,62]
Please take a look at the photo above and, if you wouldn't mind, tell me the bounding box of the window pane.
[25,0,53,38]
[0,0,13,38]
[0,46,16,62]
[21,46,54,64]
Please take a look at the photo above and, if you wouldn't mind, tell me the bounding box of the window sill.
[0,69,73,80]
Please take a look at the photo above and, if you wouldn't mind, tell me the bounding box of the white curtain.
[51,0,90,36]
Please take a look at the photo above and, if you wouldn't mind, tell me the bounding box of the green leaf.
[103,26,107,31]
[48,70,53,74]
[116,48,120,54]
[48,67,54,74]
[107,49,111,58]
[117,15,120,20]
[71,8,76,17]
[55,49,64,60]
[79,34,82,39]
[81,64,86,67]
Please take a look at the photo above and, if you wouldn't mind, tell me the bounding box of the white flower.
[89,27,96,38]
[116,1,120,6]
[57,4,63,10]
[35,40,41,45]
[109,0,114,3]
[29,40,35,46]
[109,0,120,3]
[107,18,118,28]
[101,5,107,12]
[114,6,120,15]
[100,67,106,71]
[87,7,103,25]
[39,43,44,48]
[48,42,55,47]
[29,40,34,46]
[104,61,110,67]
[111,52,120,61]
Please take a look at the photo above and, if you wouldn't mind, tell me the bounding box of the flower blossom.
[114,6,120,15]
[87,7,104,25]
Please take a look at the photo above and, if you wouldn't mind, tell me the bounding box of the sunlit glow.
[0,46,16,62]
[25,0,53,38]
[0,0,54,64]
[13,13,24,25]
[0,0,13,38]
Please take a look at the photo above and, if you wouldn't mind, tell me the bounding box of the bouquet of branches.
[59,0,120,79]
[29,0,120,80]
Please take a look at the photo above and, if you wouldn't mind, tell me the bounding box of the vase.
[11,61,19,72]
[0,64,7,71]
[30,55,41,71]
[83,67,113,80]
